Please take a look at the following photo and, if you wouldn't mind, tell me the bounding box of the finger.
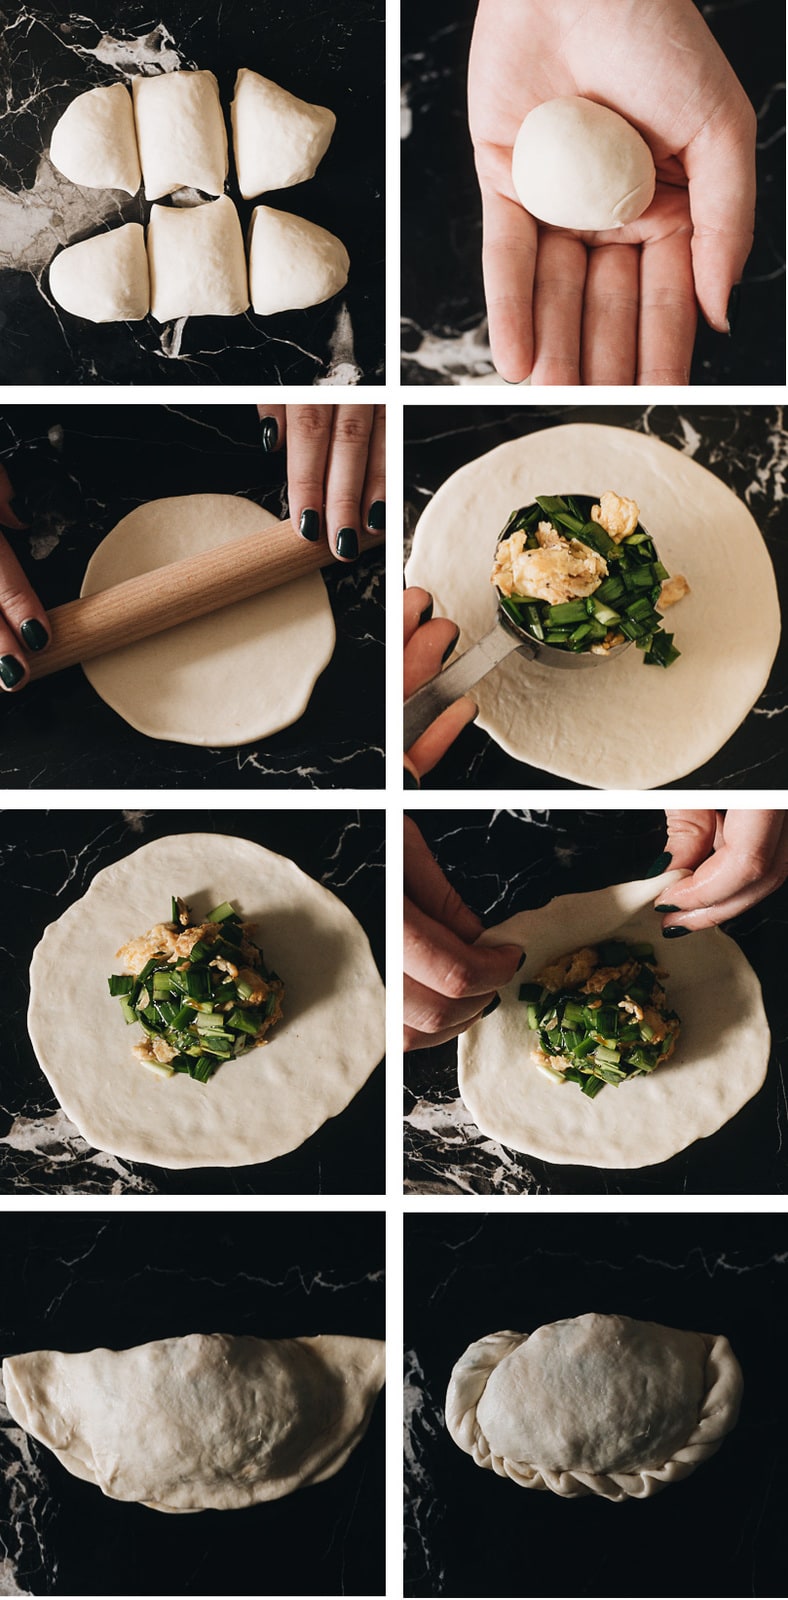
[580,243,639,385]
[406,696,478,778]
[660,812,787,931]
[403,586,435,647]
[0,536,50,664]
[0,614,29,691]
[530,230,586,386]
[404,816,484,943]
[404,618,459,697]
[479,185,537,382]
[684,102,757,332]
[324,405,375,562]
[361,404,386,533]
[281,405,333,543]
[404,896,524,999]
[638,230,697,385]
[256,403,287,454]
[0,465,25,530]
[404,970,494,1046]
[662,811,721,875]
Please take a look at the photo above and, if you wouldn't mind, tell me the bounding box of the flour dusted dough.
[80,494,333,745]
[132,69,228,201]
[405,423,780,787]
[3,1331,385,1512]
[512,97,655,230]
[147,197,249,322]
[458,870,770,1169]
[27,833,385,1169]
[49,83,141,195]
[446,1313,742,1500]
[232,68,336,199]
[49,223,149,322]
[249,205,349,314]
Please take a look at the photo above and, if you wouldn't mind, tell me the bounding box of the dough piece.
[512,97,655,230]
[27,833,385,1169]
[3,1332,385,1512]
[147,197,249,322]
[249,206,349,315]
[132,70,228,201]
[457,870,770,1169]
[446,1313,742,1501]
[405,423,780,788]
[48,223,150,322]
[49,83,141,195]
[231,68,336,199]
[80,494,334,745]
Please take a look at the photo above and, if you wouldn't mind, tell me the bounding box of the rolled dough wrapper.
[231,67,336,199]
[147,197,249,321]
[132,69,228,201]
[249,205,349,315]
[446,1313,742,1500]
[49,82,141,195]
[48,223,150,322]
[27,832,385,1169]
[3,1332,386,1511]
[512,96,656,230]
[457,870,771,1169]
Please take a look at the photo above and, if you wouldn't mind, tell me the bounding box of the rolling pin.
[27,520,384,681]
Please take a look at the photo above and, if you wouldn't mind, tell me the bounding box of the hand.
[468,0,756,384]
[0,467,50,692]
[655,811,788,934]
[403,586,477,785]
[256,404,385,561]
[404,817,524,1049]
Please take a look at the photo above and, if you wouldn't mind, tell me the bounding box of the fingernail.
[259,416,279,452]
[654,904,680,914]
[403,768,420,790]
[418,598,434,626]
[367,500,386,531]
[441,629,460,666]
[726,283,741,336]
[299,509,320,542]
[645,851,672,878]
[0,655,24,689]
[20,618,48,651]
[481,994,501,1018]
[516,952,527,971]
[335,527,358,561]
[662,925,690,939]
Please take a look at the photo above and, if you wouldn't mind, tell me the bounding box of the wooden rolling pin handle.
[27,522,384,682]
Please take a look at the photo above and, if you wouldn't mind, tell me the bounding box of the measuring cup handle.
[403,623,533,751]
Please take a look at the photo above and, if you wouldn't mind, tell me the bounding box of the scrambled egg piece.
[491,525,607,605]
[591,491,640,541]
[536,946,598,990]
[116,920,259,972]
[658,573,691,610]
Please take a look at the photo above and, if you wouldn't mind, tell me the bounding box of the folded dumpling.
[446,1313,742,1501]
[3,1331,385,1513]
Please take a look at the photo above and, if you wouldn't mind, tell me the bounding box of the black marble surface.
[0,1,383,386]
[0,1211,385,1595]
[404,1213,785,1598]
[401,0,785,386]
[0,405,385,789]
[404,810,788,1195]
[404,403,788,790]
[1,807,385,1194]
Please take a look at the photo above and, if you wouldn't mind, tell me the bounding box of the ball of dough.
[49,83,141,195]
[248,206,349,315]
[231,67,336,200]
[132,69,228,201]
[147,197,249,322]
[49,223,150,322]
[511,96,656,231]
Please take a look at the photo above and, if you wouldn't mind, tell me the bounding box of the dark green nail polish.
[662,925,690,939]
[418,599,434,626]
[645,851,672,878]
[403,768,420,790]
[368,500,386,531]
[441,631,459,665]
[335,527,358,561]
[299,509,320,542]
[20,618,48,651]
[654,904,680,914]
[516,952,527,971]
[481,994,501,1018]
[259,416,279,452]
[726,283,741,336]
[0,655,24,689]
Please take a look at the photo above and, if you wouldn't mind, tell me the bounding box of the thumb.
[684,100,757,332]
[663,810,720,872]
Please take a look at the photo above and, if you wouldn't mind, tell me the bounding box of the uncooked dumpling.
[446,1313,742,1500]
[49,223,150,322]
[231,67,336,198]
[512,97,656,230]
[3,1332,385,1512]
[132,69,228,200]
[249,205,349,314]
[147,197,249,321]
[49,83,141,195]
